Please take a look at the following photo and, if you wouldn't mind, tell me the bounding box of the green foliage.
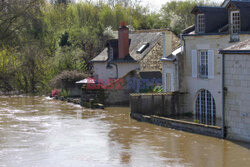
[194,119,200,124]
[153,86,163,93]
[60,89,70,98]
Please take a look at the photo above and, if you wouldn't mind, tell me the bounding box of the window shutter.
[192,50,198,78]
[208,50,214,79]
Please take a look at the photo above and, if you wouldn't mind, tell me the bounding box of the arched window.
[195,89,216,125]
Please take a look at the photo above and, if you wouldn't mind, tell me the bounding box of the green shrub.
[60,89,70,98]
[194,119,200,124]
[153,85,163,93]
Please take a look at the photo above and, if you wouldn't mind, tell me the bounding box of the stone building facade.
[181,34,250,120]
[220,39,250,142]
[159,0,250,142]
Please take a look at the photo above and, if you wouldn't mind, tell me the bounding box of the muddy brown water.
[0,96,250,167]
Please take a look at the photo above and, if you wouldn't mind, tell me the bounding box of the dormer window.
[231,11,240,33]
[230,11,240,41]
[197,14,205,33]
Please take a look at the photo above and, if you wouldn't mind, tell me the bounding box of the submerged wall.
[130,92,180,117]
[131,112,223,138]
[130,92,223,138]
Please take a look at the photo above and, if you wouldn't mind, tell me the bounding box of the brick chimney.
[118,21,129,59]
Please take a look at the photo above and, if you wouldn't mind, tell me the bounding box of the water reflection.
[0,96,250,167]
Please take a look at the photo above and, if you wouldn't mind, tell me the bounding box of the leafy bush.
[194,119,200,124]
[60,89,70,98]
[153,85,163,93]
[50,70,88,89]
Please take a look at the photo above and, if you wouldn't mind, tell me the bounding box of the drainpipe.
[107,61,118,79]
[222,53,225,139]
[162,32,166,58]
[162,32,167,93]
[110,63,118,79]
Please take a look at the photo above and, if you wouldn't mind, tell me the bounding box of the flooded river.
[0,96,250,167]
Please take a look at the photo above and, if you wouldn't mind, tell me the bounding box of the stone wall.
[131,112,223,138]
[104,89,134,106]
[140,30,180,72]
[224,53,250,142]
[130,92,180,117]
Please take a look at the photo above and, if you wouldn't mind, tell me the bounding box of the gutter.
[183,31,250,37]
[222,53,225,139]
[219,50,250,54]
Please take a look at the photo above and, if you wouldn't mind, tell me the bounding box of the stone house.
[91,22,179,84]
[219,39,250,142]
[161,0,250,141]
[89,22,179,105]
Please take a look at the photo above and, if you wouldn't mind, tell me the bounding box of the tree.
[0,0,45,44]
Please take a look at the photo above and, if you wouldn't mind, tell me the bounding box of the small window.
[197,14,205,33]
[199,50,208,78]
[136,43,149,54]
[231,11,240,34]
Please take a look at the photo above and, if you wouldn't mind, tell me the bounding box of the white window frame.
[199,50,208,78]
[197,14,205,33]
[231,11,240,34]
[195,90,216,125]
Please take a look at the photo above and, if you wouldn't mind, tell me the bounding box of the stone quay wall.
[130,112,223,138]
[130,92,223,138]
[130,92,180,117]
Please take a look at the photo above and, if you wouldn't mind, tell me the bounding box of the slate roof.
[230,1,250,32]
[191,6,227,14]
[220,39,250,53]
[191,6,228,34]
[184,0,250,35]
[91,31,162,62]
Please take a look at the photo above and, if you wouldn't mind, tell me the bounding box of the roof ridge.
[195,6,224,8]
[130,29,171,34]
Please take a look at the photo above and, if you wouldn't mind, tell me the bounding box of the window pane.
[195,90,216,125]
[197,14,205,33]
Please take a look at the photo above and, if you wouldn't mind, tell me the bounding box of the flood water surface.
[0,96,250,167]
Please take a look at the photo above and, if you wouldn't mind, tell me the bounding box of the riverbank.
[0,91,20,95]
[52,95,104,109]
